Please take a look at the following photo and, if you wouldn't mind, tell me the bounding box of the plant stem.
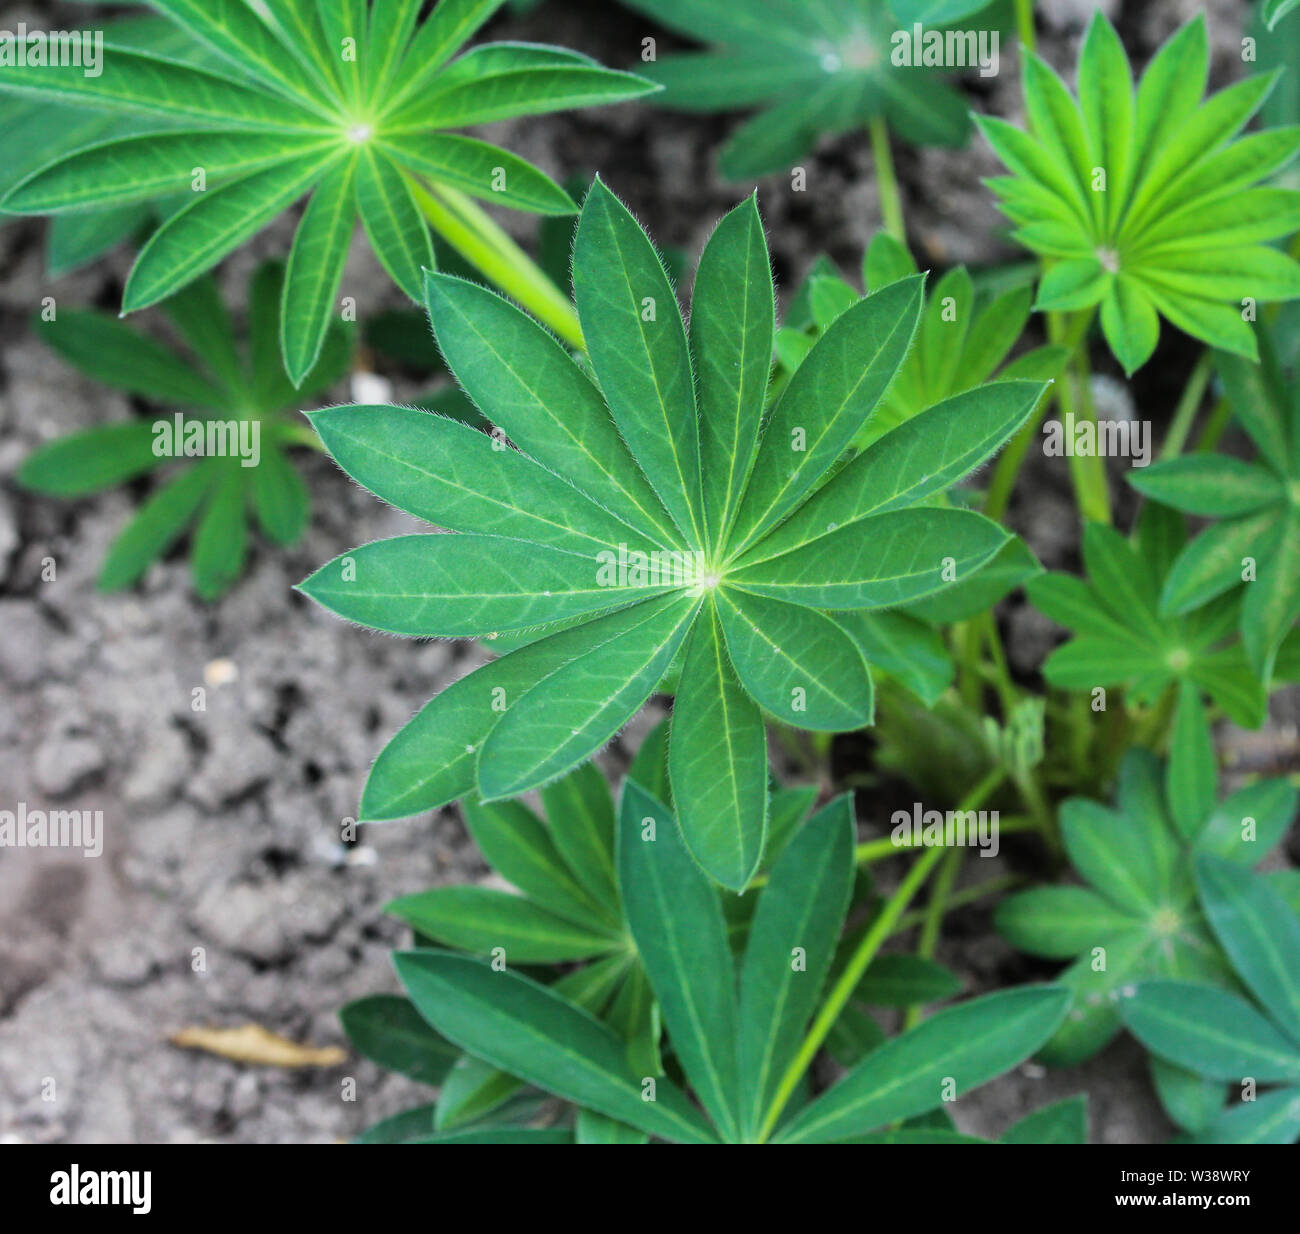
[757,768,1006,1141]
[869,116,906,246]
[892,873,1025,933]
[1054,310,1111,524]
[1015,0,1037,52]
[852,813,1037,865]
[756,842,944,1142]
[408,178,584,351]
[1194,396,1232,454]
[983,309,1091,521]
[1161,351,1213,460]
[1132,683,1178,751]
[902,847,962,1030]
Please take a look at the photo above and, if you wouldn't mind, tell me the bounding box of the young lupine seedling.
[1128,334,1300,681]
[1028,506,1269,730]
[0,0,657,379]
[393,778,1072,1144]
[997,717,1297,1121]
[618,0,997,233]
[17,262,352,600]
[301,182,1047,889]
[1119,854,1300,1144]
[978,11,1300,374]
[773,233,1065,450]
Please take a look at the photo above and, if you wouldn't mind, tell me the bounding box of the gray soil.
[0,0,1293,1144]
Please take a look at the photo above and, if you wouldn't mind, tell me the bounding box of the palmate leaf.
[0,0,656,382]
[1128,329,1300,680]
[1028,505,1269,727]
[997,744,1294,1076]
[18,261,352,600]
[620,0,977,179]
[310,183,1046,888]
[979,12,1300,372]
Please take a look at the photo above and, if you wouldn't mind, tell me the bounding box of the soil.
[0,0,1293,1144]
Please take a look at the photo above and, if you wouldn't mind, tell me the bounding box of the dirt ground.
[0,0,1292,1144]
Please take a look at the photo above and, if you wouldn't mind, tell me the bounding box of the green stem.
[902,848,962,1030]
[409,178,584,351]
[1015,0,1037,51]
[1161,351,1213,460]
[852,813,1037,865]
[1194,396,1232,454]
[892,873,1025,934]
[756,843,945,1142]
[757,768,1007,1141]
[984,309,1091,521]
[1133,683,1178,752]
[869,116,906,245]
[1056,310,1111,524]
[980,610,1019,716]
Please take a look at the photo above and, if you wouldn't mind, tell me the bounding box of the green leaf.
[1060,799,1160,915]
[1265,0,1300,31]
[355,147,433,303]
[854,955,963,1008]
[715,588,874,730]
[46,205,146,276]
[477,595,698,799]
[775,987,1071,1143]
[1129,455,1284,517]
[98,463,214,591]
[738,795,854,1139]
[729,508,1009,612]
[1195,855,1300,1044]
[539,763,620,919]
[339,994,458,1086]
[1196,779,1298,865]
[462,796,617,935]
[1166,681,1216,841]
[18,420,167,498]
[282,155,357,385]
[1241,510,1300,678]
[310,404,640,555]
[575,1109,649,1144]
[668,601,768,890]
[423,271,682,550]
[123,153,335,312]
[996,886,1138,959]
[618,780,742,1141]
[1001,1095,1088,1145]
[742,382,1045,565]
[830,609,953,706]
[387,886,617,965]
[1150,1057,1225,1135]
[354,1104,436,1144]
[395,949,717,1143]
[250,446,309,546]
[359,599,685,819]
[573,178,703,544]
[692,195,774,549]
[34,311,226,409]
[381,134,574,215]
[1190,1085,1300,1145]
[190,464,247,601]
[1119,981,1300,1082]
[299,534,652,637]
[727,276,924,554]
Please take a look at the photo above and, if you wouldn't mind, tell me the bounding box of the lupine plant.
[18,262,351,599]
[302,182,1047,889]
[8,0,1299,1150]
[0,0,655,376]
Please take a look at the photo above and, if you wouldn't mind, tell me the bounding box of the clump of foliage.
[18,262,351,599]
